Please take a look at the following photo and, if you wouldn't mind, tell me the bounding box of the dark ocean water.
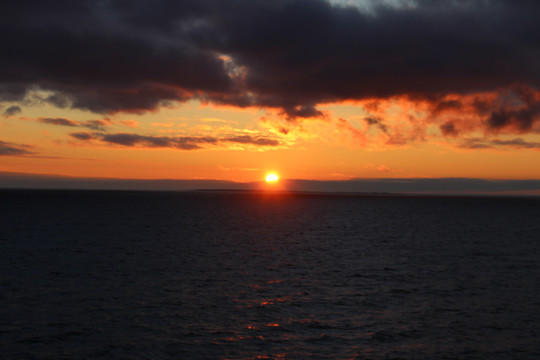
[1,190,539,359]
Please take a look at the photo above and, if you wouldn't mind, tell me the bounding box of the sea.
[1,189,539,359]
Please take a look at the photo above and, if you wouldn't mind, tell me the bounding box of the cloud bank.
[1,0,539,131]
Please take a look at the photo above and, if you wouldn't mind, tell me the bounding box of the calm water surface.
[1,190,539,359]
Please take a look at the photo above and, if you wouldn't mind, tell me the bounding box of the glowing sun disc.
[266,173,279,182]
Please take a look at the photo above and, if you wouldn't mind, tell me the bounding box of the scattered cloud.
[224,135,279,146]
[433,84,540,137]
[364,116,388,134]
[69,131,281,150]
[82,120,110,131]
[38,118,78,127]
[0,140,33,156]
[70,132,94,141]
[102,133,217,150]
[3,105,22,117]
[460,138,540,150]
[37,117,110,131]
[439,121,459,137]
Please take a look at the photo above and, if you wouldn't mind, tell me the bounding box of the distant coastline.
[2,171,540,197]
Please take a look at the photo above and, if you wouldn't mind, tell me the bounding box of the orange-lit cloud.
[299,85,540,149]
[118,120,139,128]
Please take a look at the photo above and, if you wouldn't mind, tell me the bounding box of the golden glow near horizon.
[266,173,279,182]
[3,98,540,185]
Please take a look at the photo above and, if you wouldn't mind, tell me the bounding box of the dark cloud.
[364,116,388,134]
[99,133,217,150]
[38,118,78,127]
[0,0,229,113]
[440,121,459,137]
[460,137,540,150]
[3,105,22,117]
[44,93,71,108]
[432,99,463,115]
[486,97,540,133]
[70,132,95,141]
[38,117,110,131]
[0,140,33,156]
[281,105,324,120]
[204,0,540,116]
[0,84,27,102]
[224,135,280,146]
[491,138,540,149]
[1,0,540,120]
[81,120,110,131]
[71,132,280,150]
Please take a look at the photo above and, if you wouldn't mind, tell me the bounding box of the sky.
[2,0,540,193]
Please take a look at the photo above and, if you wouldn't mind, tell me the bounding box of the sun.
[266,173,279,182]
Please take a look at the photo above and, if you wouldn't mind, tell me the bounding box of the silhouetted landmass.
[1,171,540,196]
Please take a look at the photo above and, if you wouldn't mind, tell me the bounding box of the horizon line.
[2,171,540,196]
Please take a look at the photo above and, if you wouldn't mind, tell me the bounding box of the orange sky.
[2,95,540,183]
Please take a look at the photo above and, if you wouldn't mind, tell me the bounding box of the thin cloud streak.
[70,132,281,150]
[37,118,110,131]
[38,118,78,127]
[460,138,540,150]
[0,140,34,156]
